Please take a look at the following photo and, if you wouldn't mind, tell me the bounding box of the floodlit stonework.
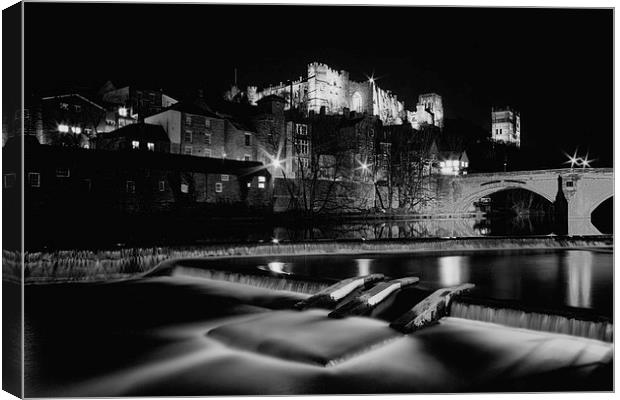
[243,62,443,129]
[491,106,520,147]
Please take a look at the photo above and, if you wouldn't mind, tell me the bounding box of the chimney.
[343,107,350,118]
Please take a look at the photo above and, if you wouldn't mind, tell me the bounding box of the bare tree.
[266,115,376,218]
[390,125,438,212]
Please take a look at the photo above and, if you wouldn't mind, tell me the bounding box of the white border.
[0,2,615,400]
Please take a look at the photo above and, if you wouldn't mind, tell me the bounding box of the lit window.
[247,182,252,188]
[132,140,140,149]
[3,173,16,188]
[297,139,309,155]
[296,124,308,136]
[126,180,135,194]
[258,176,266,183]
[181,183,189,193]
[204,133,211,145]
[205,119,211,129]
[184,130,192,143]
[82,143,89,149]
[244,154,251,161]
[245,133,251,146]
[147,142,155,151]
[221,174,229,181]
[56,168,70,178]
[185,115,192,125]
[71,126,81,134]
[74,105,81,112]
[58,124,69,133]
[204,148,212,157]
[184,146,192,155]
[118,107,128,117]
[215,182,223,193]
[258,182,265,189]
[158,181,165,192]
[28,173,40,187]
[59,102,69,110]
[439,161,445,168]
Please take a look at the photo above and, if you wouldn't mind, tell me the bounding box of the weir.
[169,259,612,344]
[449,298,613,342]
[295,274,385,310]
[170,265,330,294]
[16,235,613,283]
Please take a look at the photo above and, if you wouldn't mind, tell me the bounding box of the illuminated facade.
[413,93,444,129]
[491,106,521,147]
[243,62,443,129]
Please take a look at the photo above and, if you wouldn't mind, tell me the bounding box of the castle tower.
[416,93,444,128]
[491,106,520,147]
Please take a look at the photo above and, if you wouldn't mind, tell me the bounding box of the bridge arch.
[452,184,556,213]
[585,188,614,217]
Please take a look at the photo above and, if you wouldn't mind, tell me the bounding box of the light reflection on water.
[257,262,292,275]
[236,249,611,316]
[438,256,470,286]
[269,216,558,242]
[565,251,593,308]
[355,258,373,276]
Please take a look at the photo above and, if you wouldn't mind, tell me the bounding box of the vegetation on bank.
[2,235,612,284]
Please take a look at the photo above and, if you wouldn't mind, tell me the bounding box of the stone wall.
[181,113,226,158]
[248,62,413,126]
[491,107,520,147]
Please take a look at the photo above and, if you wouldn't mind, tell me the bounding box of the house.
[99,81,178,121]
[435,149,469,175]
[145,99,258,162]
[3,138,272,218]
[95,123,170,153]
[34,93,107,147]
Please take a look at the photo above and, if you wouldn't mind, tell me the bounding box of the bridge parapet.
[464,168,612,179]
[425,168,612,236]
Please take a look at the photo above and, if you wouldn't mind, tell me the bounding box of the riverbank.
[4,235,613,284]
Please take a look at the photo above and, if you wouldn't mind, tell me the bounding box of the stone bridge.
[432,168,613,236]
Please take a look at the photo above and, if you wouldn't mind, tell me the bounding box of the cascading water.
[449,299,613,342]
[171,265,330,294]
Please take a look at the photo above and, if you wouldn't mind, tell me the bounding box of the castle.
[227,62,444,129]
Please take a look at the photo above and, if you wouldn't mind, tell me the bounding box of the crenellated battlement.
[245,62,443,128]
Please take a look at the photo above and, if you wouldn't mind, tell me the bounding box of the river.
[22,246,612,396]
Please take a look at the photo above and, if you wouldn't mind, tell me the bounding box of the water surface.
[212,249,613,317]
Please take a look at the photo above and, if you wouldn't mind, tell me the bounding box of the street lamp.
[356,159,372,175]
[271,158,283,169]
[564,149,594,171]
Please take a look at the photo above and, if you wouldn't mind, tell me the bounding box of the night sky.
[23,3,613,166]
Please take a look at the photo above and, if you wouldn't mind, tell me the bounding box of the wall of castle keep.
[248,62,412,126]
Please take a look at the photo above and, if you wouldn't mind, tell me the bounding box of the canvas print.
[2,2,614,397]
